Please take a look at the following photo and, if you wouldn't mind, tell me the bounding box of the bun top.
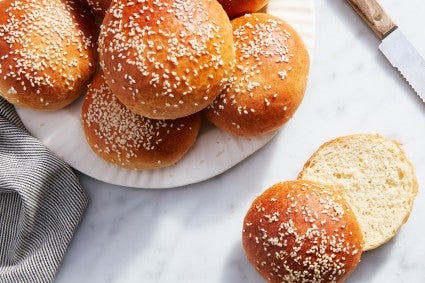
[298,134,418,251]
[205,13,310,136]
[82,72,201,169]
[242,181,363,283]
[99,0,236,119]
[0,0,98,110]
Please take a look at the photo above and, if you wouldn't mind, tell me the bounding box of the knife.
[346,0,425,102]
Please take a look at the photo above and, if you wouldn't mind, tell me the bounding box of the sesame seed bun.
[98,0,236,120]
[242,180,364,283]
[205,13,310,137]
[81,72,201,170]
[218,0,270,18]
[0,0,98,111]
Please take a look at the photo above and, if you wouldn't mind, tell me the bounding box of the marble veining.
[53,0,425,282]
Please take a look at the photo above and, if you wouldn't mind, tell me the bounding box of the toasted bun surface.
[81,72,201,170]
[242,180,363,283]
[205,13,310,136]
[298,134,418,251]
[0,0,98,110]
[98,0,236,119]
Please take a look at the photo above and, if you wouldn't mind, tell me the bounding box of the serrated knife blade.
[379,29,425,101]
[347,0,425,103]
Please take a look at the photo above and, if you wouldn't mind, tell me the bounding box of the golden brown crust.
[81,72,201,170]
[205,13,310,137]
[0,0,98,111]
[242,180,363,283]
[98,0,236,120]
[218,0,270,18]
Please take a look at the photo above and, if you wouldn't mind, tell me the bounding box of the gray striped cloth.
[0,98,89,283]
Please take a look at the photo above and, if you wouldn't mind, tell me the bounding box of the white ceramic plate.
[16,0,315,189]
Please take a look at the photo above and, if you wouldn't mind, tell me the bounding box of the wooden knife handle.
[346,0,397,39]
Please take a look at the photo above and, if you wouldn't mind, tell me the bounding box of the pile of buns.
[0,0,310,169]
[242,134,418,283]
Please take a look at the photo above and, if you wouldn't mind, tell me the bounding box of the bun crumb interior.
[298,134,418,251]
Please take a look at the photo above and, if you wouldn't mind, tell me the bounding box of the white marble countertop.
[54,0,425,282]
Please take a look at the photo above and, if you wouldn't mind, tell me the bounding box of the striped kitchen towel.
[0,98,89,283]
